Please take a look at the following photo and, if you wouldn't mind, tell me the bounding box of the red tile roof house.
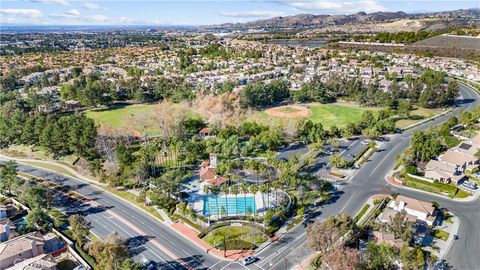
[198,127,214,138]
[199,159,229,186]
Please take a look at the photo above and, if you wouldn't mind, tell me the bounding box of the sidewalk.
[170,222,254,261]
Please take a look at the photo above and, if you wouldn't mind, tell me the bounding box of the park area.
[253,102,443,130]
[253,102,381,128]
[201,225,267,250]
[85,102,193,137]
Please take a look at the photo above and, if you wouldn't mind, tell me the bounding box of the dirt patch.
[264,105,311,119]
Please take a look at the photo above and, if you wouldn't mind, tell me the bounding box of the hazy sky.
[0,0,478,26]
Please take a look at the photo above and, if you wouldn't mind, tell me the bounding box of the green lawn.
[202,225,267,250]
[433,229,450,241]
[395,107,444,129]
[86,103,191,136]
[353,204,371,224]
[251,102,381,129]
[403,176,470,199]
[308,103,381,128]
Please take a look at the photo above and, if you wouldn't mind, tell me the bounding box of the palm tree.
[259,184,268,213]
[203,185,211,224]
[231,185,239,216]
[211,185,221,219]
[221,184,229,218]
[272,180,280,207]
[249,185,259,217]
[329,153,345,168]
[241,181,249,217]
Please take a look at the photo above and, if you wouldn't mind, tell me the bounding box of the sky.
[0,0,478,26]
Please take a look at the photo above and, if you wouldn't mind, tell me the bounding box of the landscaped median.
[170,222,257,260]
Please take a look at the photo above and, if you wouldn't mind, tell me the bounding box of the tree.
[388,211,414,241]
[360,241,394,269]
[400,244,425,270]
[49,209,67,228]
[0,161,18,195]
[26,207,49,229]
[87,233,129,270]
[307,214,354,254]
[330,154,347,168]
[230,185,239,216]
[398,99,414,118]
[323,246,359,270]
[26,184,47,209]
[362,127,381,139]
[69,214,92,247]
[410,130,443,162]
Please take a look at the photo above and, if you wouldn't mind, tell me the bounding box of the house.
[387,195,437,226]
[199,167,217,182]
[199,153,228,186]
[6,254,57,270]
[377,208,416,224]
[0,206,7,219]
[0,219,16,242]
[198,127,214,138]
[0,233,46,270]
[0,232,63,270]
[424,159,465,185]
[440,148,477,172]
[372,231,406,248]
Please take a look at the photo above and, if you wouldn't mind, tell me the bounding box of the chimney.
[31,240,38,257]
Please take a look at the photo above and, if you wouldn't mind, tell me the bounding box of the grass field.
[252,102,381,129]
[202,225,267,250]
[85,104,160,135]
[395,107,444,129]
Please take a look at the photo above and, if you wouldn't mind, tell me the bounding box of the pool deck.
[191,183,273,219]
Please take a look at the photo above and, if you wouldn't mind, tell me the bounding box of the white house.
[387,195,437,226]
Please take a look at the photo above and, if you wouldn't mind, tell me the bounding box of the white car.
[242,256,257,265]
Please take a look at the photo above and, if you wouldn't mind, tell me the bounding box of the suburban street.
[1,82,479,270]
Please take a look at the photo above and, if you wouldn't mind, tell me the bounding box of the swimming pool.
[203,195,256,217]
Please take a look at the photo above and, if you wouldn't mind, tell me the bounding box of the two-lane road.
[2,82,479,270]
[250,82,480,270]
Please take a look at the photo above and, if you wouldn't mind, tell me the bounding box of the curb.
[1,155,242,263]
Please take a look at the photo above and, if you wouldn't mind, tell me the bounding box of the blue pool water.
[203,195,256,216]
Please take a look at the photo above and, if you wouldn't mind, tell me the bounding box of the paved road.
[2,83,478,270]
[242,82,480,270]
[1,163,230,270]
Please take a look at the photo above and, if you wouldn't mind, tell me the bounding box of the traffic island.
[170,222,256,260]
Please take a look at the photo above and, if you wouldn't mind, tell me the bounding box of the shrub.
[405,165,418,175]
[178,202,187,214]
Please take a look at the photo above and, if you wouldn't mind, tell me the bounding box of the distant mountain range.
[211,8,480,30]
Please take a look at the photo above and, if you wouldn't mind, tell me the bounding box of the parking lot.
[277,137,373,181]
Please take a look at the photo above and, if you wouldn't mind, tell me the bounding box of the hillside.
[210,8,480,32]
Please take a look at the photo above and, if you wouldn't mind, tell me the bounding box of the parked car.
[242,256,257,265]
[462,181,477,190]
[146,261,157,270]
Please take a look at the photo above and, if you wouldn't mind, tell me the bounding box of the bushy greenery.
[241,79,290,107]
